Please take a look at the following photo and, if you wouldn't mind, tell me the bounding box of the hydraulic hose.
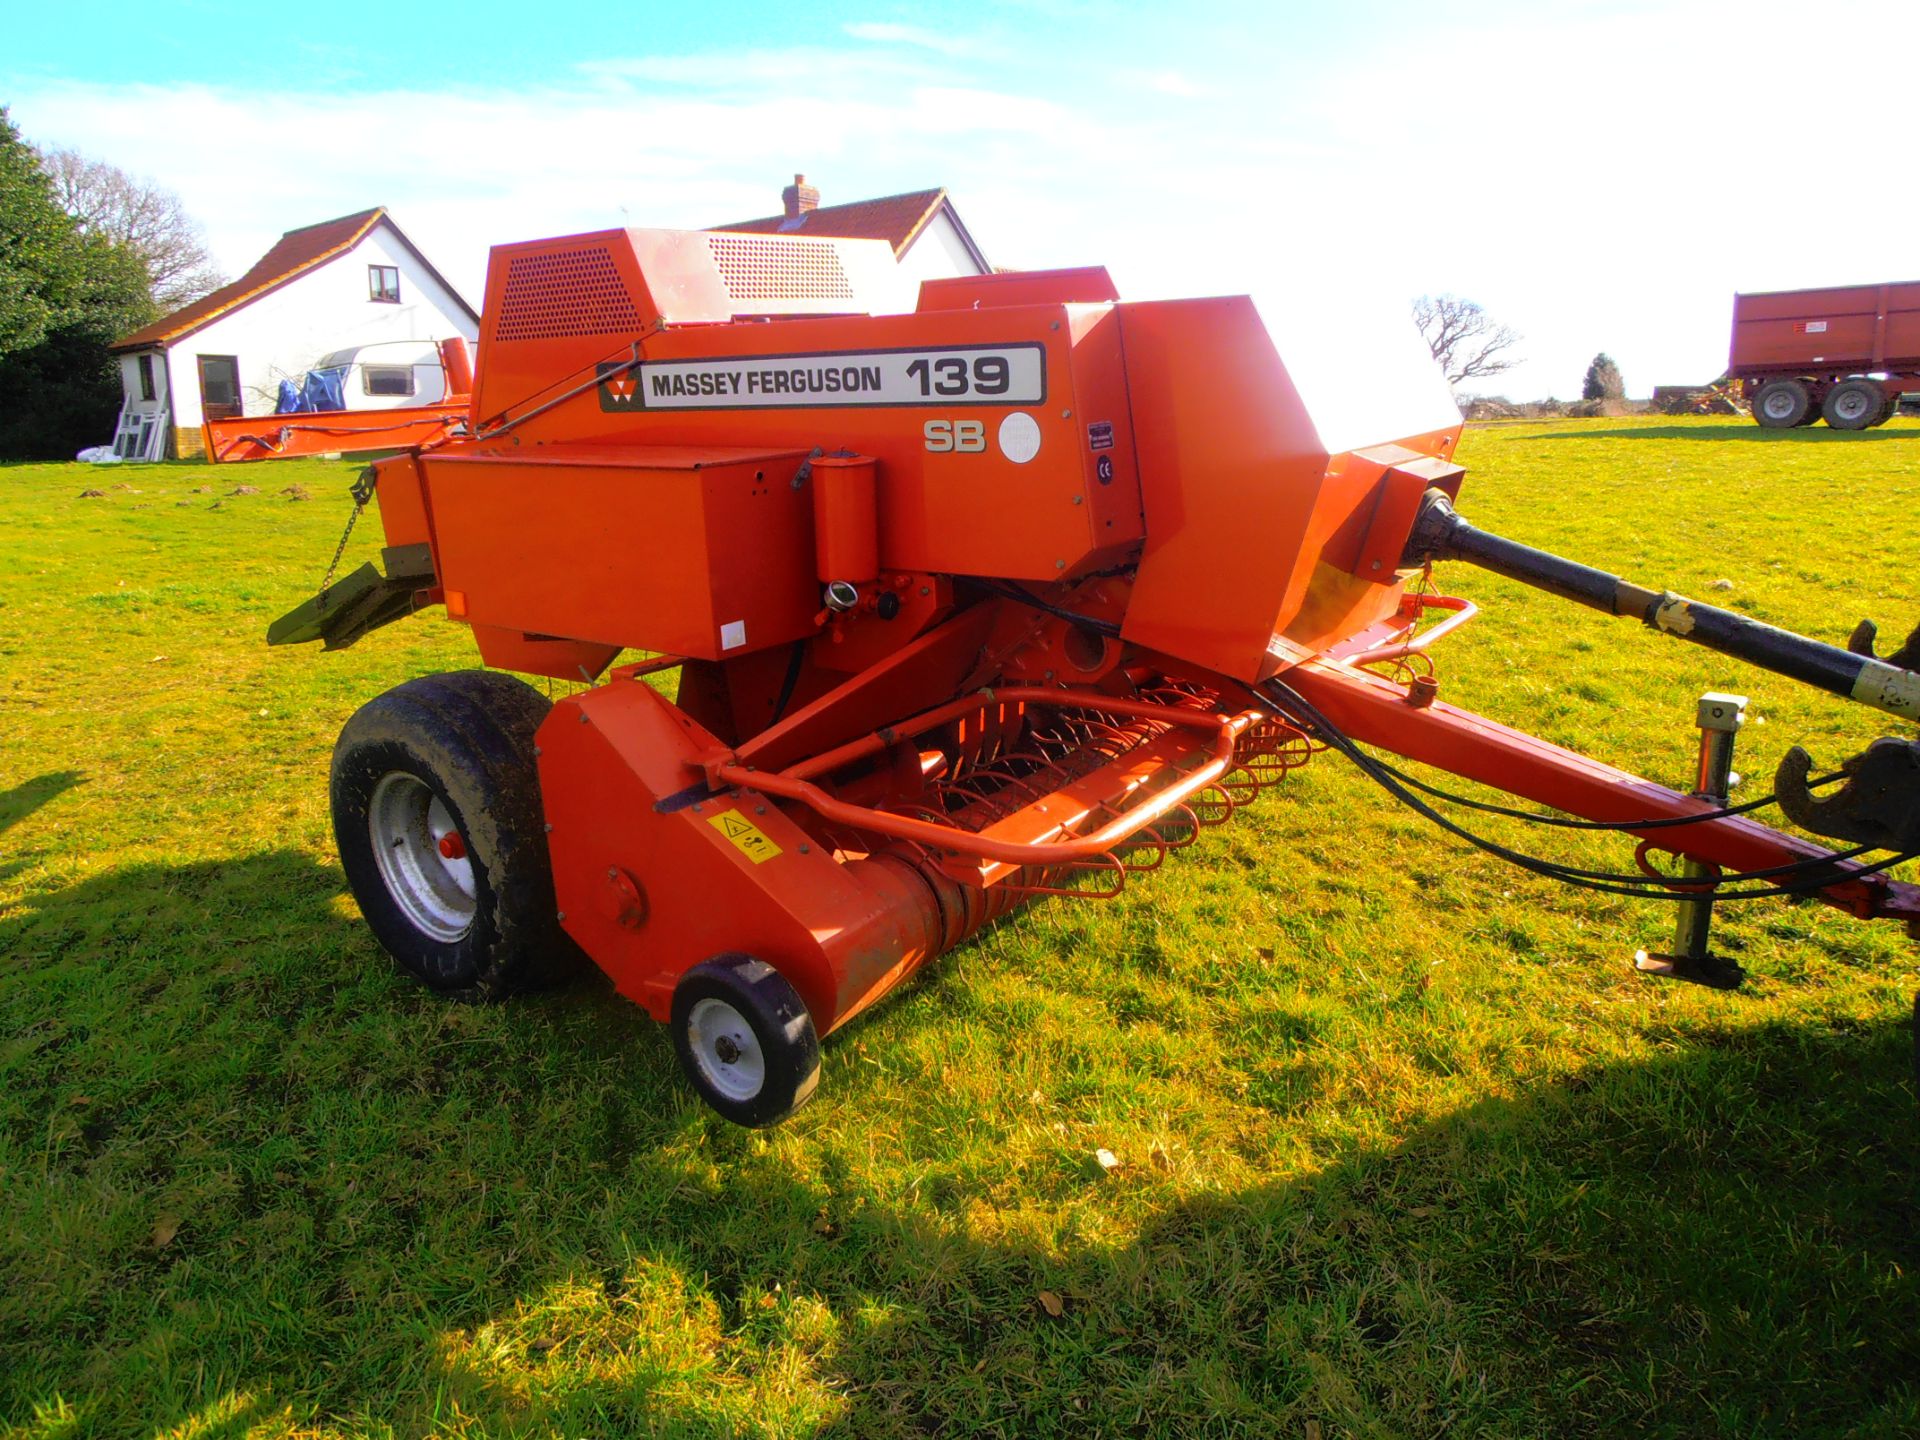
[1404,489,1920,724]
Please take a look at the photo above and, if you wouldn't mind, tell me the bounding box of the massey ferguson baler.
[271,226,1920,1126]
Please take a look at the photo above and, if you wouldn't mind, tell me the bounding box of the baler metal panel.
[474,282,1146,581]
[1117,295,1461,681]
[424,445,815,662]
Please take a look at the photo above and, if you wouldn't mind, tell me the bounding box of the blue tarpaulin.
[273,367,349,414]
[301,367,348,413]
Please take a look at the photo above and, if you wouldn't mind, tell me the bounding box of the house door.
[198,355,242,420]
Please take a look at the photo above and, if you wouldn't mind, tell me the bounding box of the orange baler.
[272,226,1920,1125]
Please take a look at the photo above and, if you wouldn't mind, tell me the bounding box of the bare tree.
[37,147,224,309]
[1411,294,1522,386]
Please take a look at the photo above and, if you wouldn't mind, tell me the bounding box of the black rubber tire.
[331,670,577,1000]
[1822,379,1884,431]
[1752,378,1811,429]
[670,954,821,1127]
[1870,391,1901,427]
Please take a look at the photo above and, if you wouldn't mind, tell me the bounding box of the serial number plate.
[598,344,1046,412]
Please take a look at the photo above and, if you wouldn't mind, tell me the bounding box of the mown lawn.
[2,417,1917,1439]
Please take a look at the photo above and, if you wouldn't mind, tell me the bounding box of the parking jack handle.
[1634,692,1749,990]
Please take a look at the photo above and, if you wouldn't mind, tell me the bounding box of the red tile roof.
[111,207,473,352]
[712,188,949,256]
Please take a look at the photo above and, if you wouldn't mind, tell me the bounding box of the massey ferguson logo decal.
[597,345,1046,412]
[599,362,640,409]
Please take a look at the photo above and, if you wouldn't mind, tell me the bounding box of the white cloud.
[1134,71,1207,99]
[842,21,989,59]
[10,4,1916,403]
[5,65,1169,308]
[579,46,937,89]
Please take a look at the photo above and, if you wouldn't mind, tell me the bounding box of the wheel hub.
[367,772,477,943]
[686,998,766,1102]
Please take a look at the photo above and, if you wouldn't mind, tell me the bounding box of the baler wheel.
[330,670,577,1000]
[671,954,821,1127]
[1752,379,1811,429]
[1822,379,1884,431]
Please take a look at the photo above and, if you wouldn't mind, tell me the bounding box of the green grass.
[3,418,1918,1438]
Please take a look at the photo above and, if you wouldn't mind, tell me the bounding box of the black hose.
[1359,748,1844,831]
[1257,674,1913,902]
[968,579,1122,638]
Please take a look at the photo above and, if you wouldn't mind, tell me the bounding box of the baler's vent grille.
[494,246,640,341]
[707,234,854,303]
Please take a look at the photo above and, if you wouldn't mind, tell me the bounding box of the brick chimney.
[782,174,820,219]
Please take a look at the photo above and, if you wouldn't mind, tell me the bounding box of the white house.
[714,177,991,288]
[107,207,478,460]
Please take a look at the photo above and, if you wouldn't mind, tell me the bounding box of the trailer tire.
[1870,390,1901,427]
[1752,379,1810,429]
[671,954,821,1127]
[1822,379,1884,431]
[331,670,579,1000]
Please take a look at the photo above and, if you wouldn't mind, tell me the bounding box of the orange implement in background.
[203,337,474,462]
[271,224,1920,1127]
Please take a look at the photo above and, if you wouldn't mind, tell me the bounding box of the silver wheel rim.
[1835,390,1873,421]
[686,997,766,1102]
[1761,389,1798,420]
[367,772,476,942]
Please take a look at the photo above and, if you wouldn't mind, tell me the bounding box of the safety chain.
[318,467,379,607]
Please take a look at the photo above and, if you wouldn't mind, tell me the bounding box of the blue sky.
[7,1,1914,399]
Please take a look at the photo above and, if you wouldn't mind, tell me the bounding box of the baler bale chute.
[271,225,1920,1126]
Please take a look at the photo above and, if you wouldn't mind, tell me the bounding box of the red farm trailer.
[1731,280,1920,429]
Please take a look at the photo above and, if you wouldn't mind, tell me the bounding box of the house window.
[369,265,401,303]
[137,353,155,402]
[363,365,416,397]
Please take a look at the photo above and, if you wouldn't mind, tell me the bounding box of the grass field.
[3,417,1918,1438]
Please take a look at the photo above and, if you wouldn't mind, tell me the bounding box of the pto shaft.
[1405,491,1920,724]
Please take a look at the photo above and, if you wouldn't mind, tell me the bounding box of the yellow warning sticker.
[707,810,783,864]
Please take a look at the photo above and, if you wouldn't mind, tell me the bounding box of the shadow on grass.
[0,770,84,838]
[1522,424,1918,443]
[419,1019,1920,1438]
[2,851,1916,1437]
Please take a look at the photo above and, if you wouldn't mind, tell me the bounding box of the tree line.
[0,105,223,459]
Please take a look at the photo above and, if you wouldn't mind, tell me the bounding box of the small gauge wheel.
[671,954,821,1127]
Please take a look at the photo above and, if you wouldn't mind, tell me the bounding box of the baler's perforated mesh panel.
[494,246,640,341]
[706,234,854,303]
